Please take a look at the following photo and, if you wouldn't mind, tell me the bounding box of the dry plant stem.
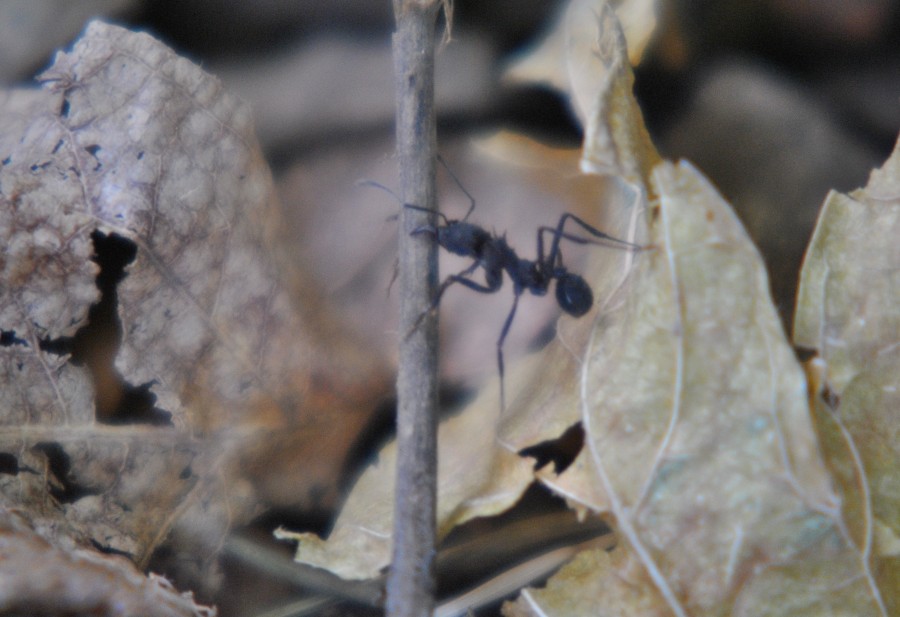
[388,1,443,616]
[223,536,382,608]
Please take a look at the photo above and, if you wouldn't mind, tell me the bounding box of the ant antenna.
[366,161,648,412]
[357,178,451,226]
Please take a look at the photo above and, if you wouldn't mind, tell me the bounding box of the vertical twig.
[388,1,444,616]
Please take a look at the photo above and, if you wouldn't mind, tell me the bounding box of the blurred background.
[3,0,897,364]
[2,0,897,614]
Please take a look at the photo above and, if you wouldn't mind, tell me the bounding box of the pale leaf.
[0,19,388,599]
[794,134,900,614]
[795,135,900,393]
[505,3,890,616]
[506,160,876,617]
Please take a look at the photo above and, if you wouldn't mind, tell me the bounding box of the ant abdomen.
[555,273,593,317]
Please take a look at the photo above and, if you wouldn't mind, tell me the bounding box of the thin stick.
[387,1,445,616]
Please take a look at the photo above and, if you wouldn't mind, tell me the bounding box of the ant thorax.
[436,221,491,258]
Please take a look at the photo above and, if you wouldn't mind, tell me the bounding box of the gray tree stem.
[386,1,444,616]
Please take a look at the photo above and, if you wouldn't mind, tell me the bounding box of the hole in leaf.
[43,231,172,426]
[0,330,28,347]
[518,422,584,474]
[0,453,20,475]
[32,442,100,503]
[822,384,840,409]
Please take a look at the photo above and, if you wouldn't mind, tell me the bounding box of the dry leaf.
[279,2,893,615]
[503,3,891,615]
[279,0,653,583]
[505,158,881,617]
[794,136,900,393]
[499,0,658,473]
[505,0,659,107]
[276,373,536,580]
[0,19,389,602]
[793,134,900,614]
[0,508,212,617]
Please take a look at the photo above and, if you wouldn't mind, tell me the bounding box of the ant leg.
[555,212,641,250]
[405,203,450,226]
[539,213,642,270]
[430,263,483,310]
[538,227,628,268]
[405,263,497,337]
[495,291,522,410]
[437,155,477,221]
[557,212,639,243]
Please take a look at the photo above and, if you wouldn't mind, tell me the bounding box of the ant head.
[555,273,593,317]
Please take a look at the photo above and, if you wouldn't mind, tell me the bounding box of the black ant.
[362,163,644,409]
[401,169,643,409]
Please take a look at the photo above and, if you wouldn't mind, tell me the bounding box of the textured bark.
[387,1,445,616]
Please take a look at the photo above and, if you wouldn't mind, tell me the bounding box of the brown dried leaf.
[0,19,389,597]
[0,508,212,617]
[499,0,661,511]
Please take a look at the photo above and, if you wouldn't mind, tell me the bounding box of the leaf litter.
[281,0,896,615]
[0,20,390,611]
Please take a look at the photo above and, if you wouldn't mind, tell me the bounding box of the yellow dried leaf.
[794,134,900,615]
[502,3,891,613]
[795,136,900,393]
[281,4,895,615]
[278,375,535,580]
